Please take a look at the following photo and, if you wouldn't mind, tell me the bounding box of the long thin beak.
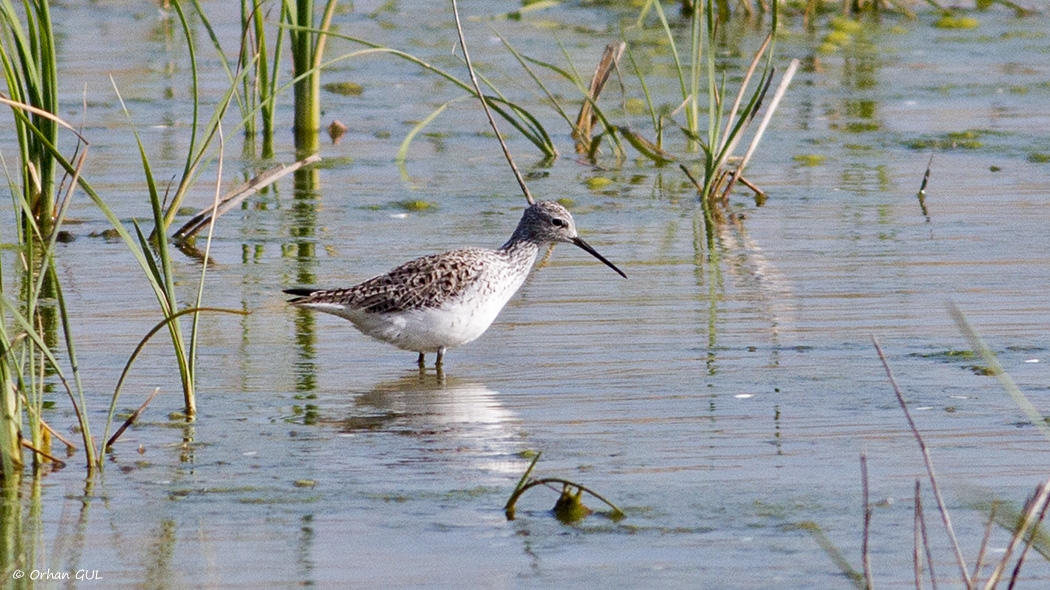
[571,237,627,278]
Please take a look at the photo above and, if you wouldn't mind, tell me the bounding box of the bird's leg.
[435,347,446,369]
[417,352,426,370]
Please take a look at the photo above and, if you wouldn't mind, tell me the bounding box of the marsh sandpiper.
[284,200,626,368]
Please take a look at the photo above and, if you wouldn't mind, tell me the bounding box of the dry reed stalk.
[173,154,321,241]
[873,336,972,588]
[450,0,535,205]
[719,58,799,201]
[972,501,999,584]
[20,438,65,468]
[982,477,1050,589]
[861,454,874,590]
[573,42,625,154]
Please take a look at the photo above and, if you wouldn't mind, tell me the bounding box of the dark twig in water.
[20,438,66,468]
[917,154,932,222]
[679,163,703,192]
[105,387,161,451]
[913,481,937,590]
[972,500,999,585]
[873,336,971,588]
[861,454,874,590]
[18,393,77,451]
[450,0,535,205]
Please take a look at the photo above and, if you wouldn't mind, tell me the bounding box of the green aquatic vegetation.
[313,31,558,159]
[1027,152,1050,163]
[391,199,436,212]
[966,364,997,376]
[585,176,613,190]
[829,16,863,34]
[905,129,1003,151]
[934,14,980,29]
[792,154,826,166]
[912,349,976,360]
[285,0,339,155]
[0,0,97,474]
[823,30,853,46]
[639,0,796,203]
[323,81,364,96]
[843,121,880,133]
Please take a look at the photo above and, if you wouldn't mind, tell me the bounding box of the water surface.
[4,1,1050,588]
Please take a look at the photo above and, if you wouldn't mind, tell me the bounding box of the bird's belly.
[348,294,510,353]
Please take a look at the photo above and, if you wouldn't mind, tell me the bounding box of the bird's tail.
[283,288,321,302]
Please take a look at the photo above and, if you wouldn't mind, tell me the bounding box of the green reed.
[284,0,338,155]
[188,0,286,157]
[0,0,57,237]
[109,5,246,418]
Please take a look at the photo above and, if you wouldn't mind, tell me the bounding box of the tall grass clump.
[629,0,798,203]
[0,0,57,236]
[1,1,96,475]
[104,2,250,419]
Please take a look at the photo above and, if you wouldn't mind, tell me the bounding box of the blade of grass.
[947,303,1050,443]
[861,453,874,590]
[186,120,228,407]
[395,97,464,169]
[100,306,248,452]
[279,26,558,158]
[795,521,866,589]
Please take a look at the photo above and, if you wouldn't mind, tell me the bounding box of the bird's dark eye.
[551,218,566,227]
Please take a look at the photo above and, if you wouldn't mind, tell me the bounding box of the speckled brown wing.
[294,248,492,314]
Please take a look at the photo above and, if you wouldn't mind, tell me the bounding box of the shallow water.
[4,1,1050,588]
